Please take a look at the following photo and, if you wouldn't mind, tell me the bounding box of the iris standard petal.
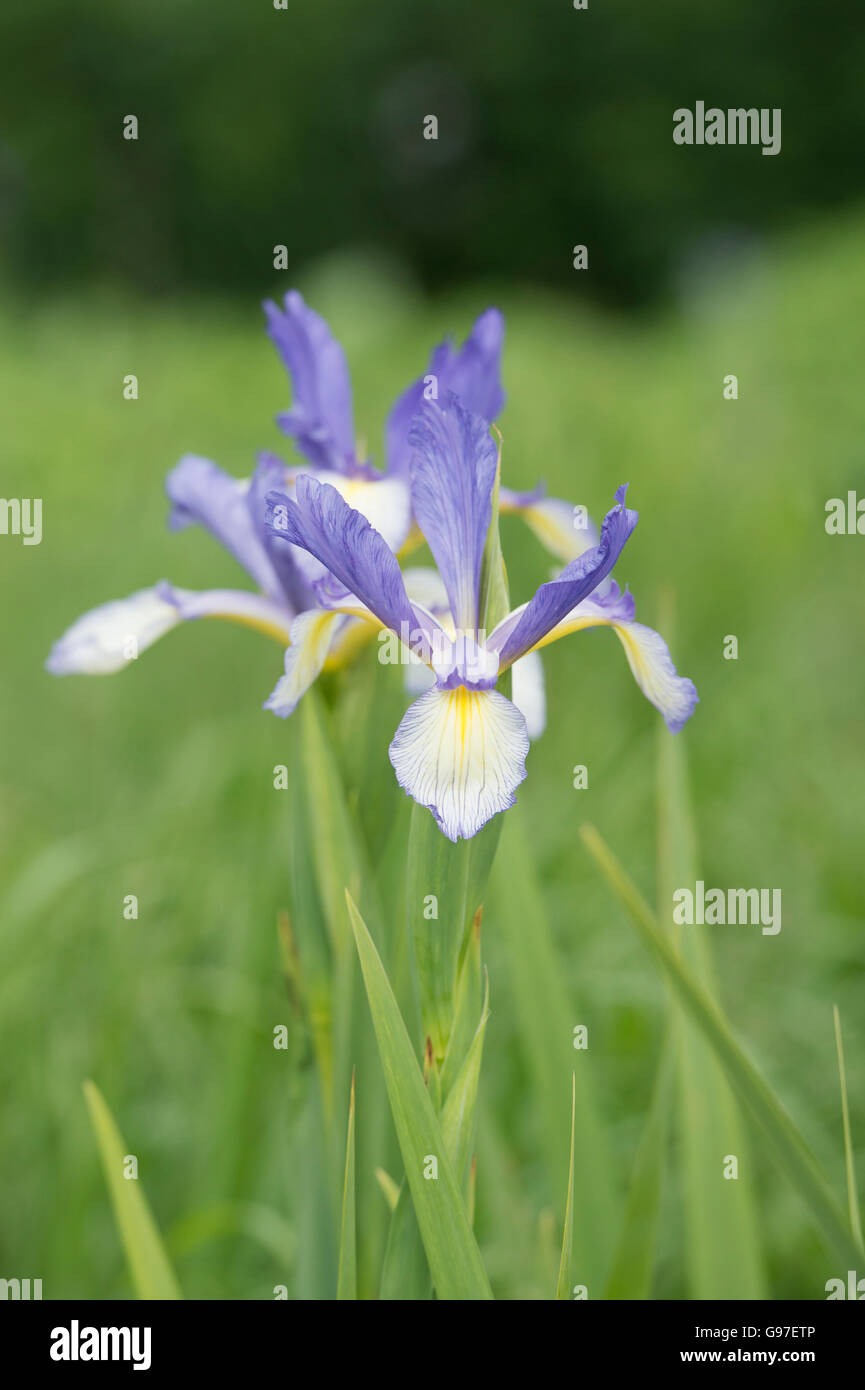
[409,398,498,632]
[46,586,182,674]
[531,595,698,733]
[165,454,284,601]
[389,685,529,842]
[488,484,638,668]
[264,291,355,472]
[264,608,347,718]
[386,307,505,478]
[265,475,416,637]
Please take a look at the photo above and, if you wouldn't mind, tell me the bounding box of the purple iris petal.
[247,453,317,613]
[409,398,498,632]
[165,455,285,603]
[264,291,356,473]
[489,485,639,667]
[265,475,416,637]
[386,308,505,477]
[585,577,636,622]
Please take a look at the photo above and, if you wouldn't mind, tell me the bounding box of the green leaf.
[579,824,862,1269]
[375,1167,401,1213]
[439,905,483,1101]
[299,690,366,957]
[656,703,765,1298]
[83,1080,182,1301]
[478,438,511,634]
[555,1075,576,1300]
[337,1070,357,1299]
[440,972,490,1184]
[833,1004,864,1252]
[346,890,494,1300]
[379,1181,433,1301]
[488,807,616,1291]
[405,803,501,1065]
[604,1034,674,1299]
[380,969,489,1300]
[295,688,393,1292]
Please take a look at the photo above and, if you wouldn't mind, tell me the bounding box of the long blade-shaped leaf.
[604,1035,674,1299]
[555,1075,576,1300]
[298,689,391,1291]
[337,1071,357,1299]
[440,974,490,1183]
[406,803,500,1066]
[657,709,765,1298]
[489,808,616,1290]
[833,1004,864,1251]
[380,970,489,1299]
[579,825,861,1268]
[346,890,493,1300]
[83,1080,182,1300]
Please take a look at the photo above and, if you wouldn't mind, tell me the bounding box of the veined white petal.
[265,608,346,717]
[389,686,529,842]
[529,599,698,733]
[158,584,293,645]
[511,649,546,740]
[46,587,182,674]
[611,620,698,732]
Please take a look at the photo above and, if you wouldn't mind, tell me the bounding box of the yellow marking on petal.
[396,522,425,559]
[528,614,615,654]
[200,611,293,645]
[323,618,380,670]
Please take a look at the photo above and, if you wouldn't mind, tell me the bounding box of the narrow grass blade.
[604,1035,674,1299]
[468,1156,477,1229]
[337,1070,357,1299]
[299,690,366,957]
[555,1075,576,1300]
[489,807,616,1290]
[379,1182,433,1301]
[83,1080,182,1300]
[657,709,765,1298]
[375,1167,400,1213]
[833,1005,863,1252]
[439,907,483,1101]
[346,890,493,1300]
[297,689,392,1290]
[580,825,861,1268]
[440,973,490,1184]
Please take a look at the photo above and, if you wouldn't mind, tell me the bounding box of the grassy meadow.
[1,206,864,1299]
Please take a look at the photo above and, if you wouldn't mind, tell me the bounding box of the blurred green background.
[1,2,863,1300]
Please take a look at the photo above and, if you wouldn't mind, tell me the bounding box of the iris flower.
[265,396,698,842]
[47,293,576,682]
